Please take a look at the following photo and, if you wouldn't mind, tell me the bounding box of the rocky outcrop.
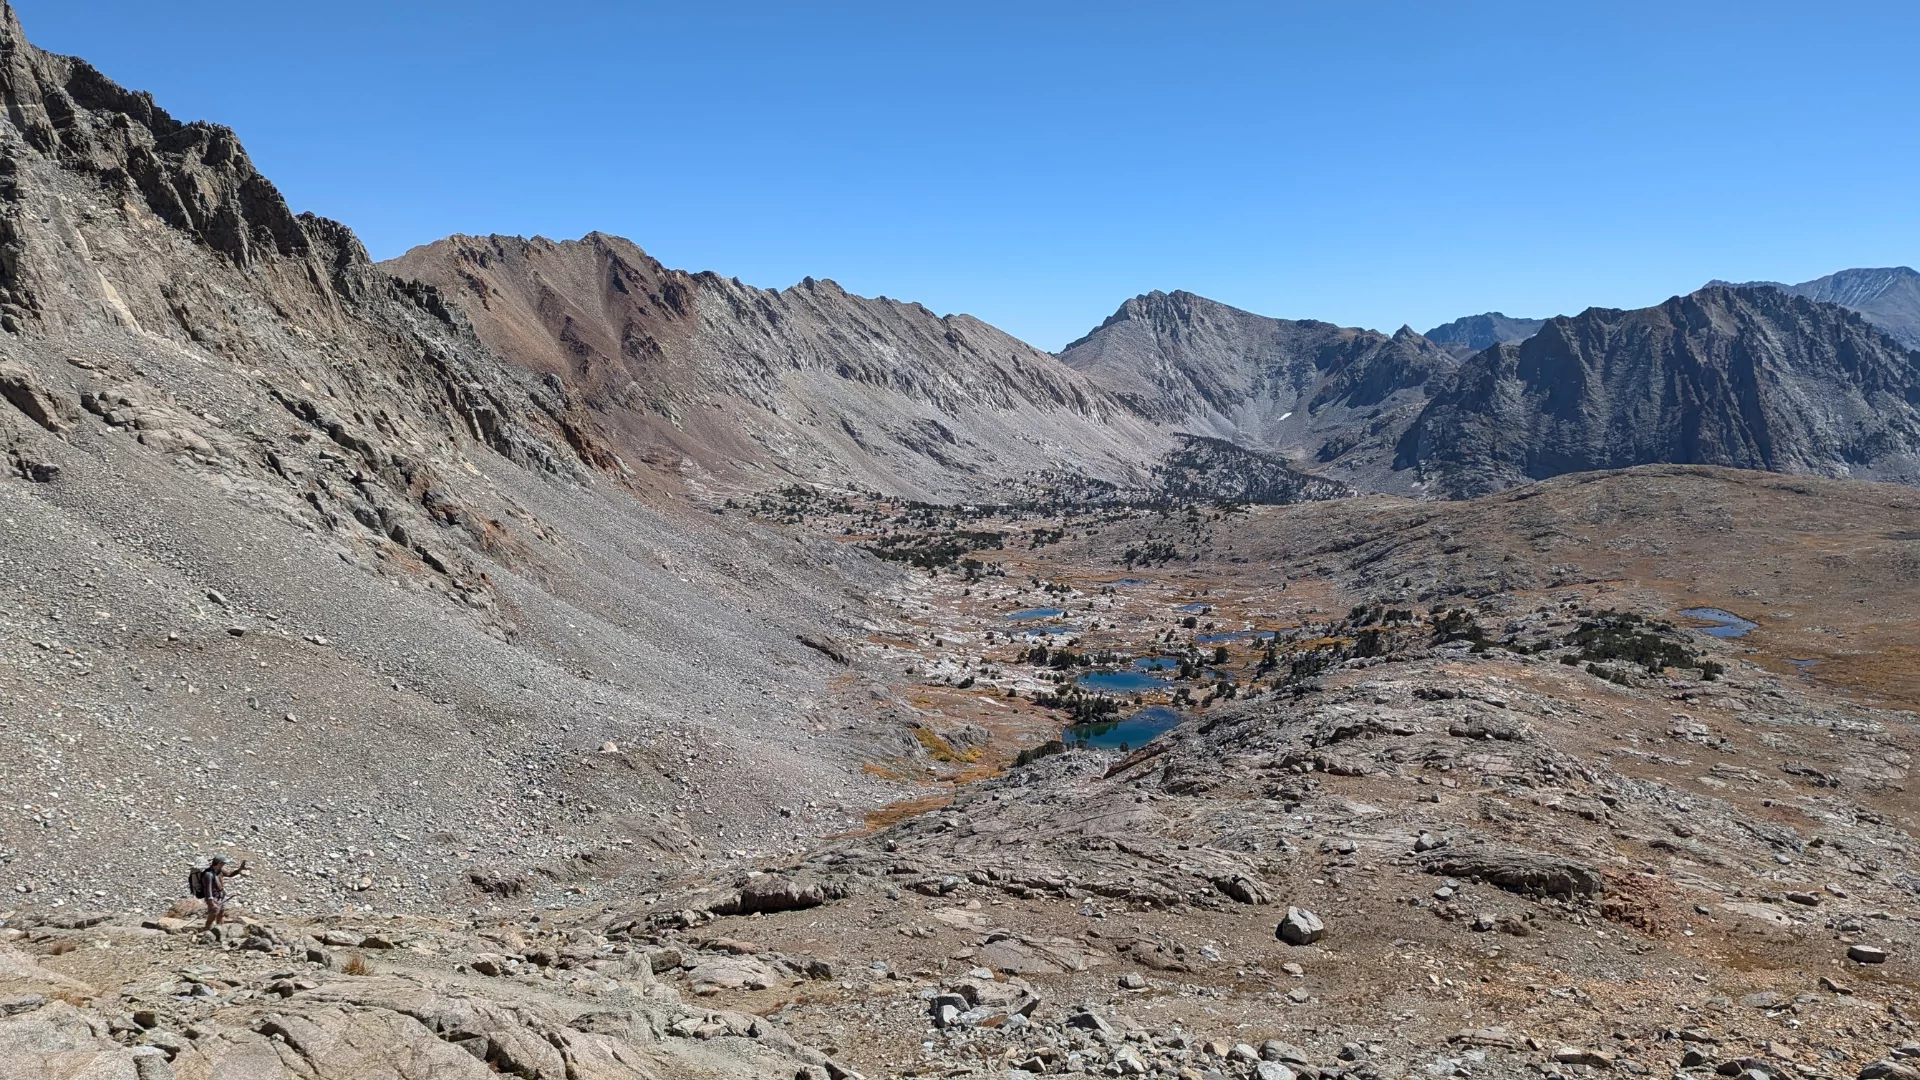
[1396,286,1920,497]
[1154,434,1352,505]
[0,359,71,431]
[709,873,854,915]
[1418,846,1603,899]
[0,970,845,1080]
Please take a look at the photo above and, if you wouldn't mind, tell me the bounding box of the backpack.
[188,867,210,899]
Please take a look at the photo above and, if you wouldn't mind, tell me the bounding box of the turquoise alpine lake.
[1065,706,1181,750]
[1077,670,1172,693]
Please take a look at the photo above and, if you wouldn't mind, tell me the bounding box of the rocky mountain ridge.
[384,234,1171,502]
[1058,284,1920,499]
[1712,266,1920,349]
[1398,284,1920,497]
[0,0,922,929]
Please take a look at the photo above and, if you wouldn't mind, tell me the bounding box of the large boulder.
[0,363,77,433]
[1277,908,1325,945]
[1418,846,1603,899]
[710,874,852,916]
[685,956,779,994]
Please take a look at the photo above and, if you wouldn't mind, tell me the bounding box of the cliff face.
[0,1,610,486]
[1397,285,1920,497]
[384,234,1168,501]
[0,10,308,284]
[1056,290,1456,493]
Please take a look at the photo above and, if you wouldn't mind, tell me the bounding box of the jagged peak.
[1479,282,1907,364]
[1067,289,1361,353]
[0,3,323,270]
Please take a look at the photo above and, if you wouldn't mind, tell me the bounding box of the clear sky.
[14,0,1919,350]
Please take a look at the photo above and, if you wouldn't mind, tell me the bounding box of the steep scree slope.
[385,233,1169,502]
[0,0,930,916]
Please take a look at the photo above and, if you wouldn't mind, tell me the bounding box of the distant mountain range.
[0,0,1911,510]
[1398,286,1920,496]
[1055,275,1920,497]
[1709,266,1920,349]
[1421,312,1547,359]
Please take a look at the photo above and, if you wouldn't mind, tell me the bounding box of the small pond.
[1065,706,1181,751]
[1680,608,1758,639]
[1077,670,1172,693]
[1178,602,1214,614]
[1009,624,1080,637]
[1108,578,1148,587]
[1006,607,1067,621]
[1132,656,1181,671]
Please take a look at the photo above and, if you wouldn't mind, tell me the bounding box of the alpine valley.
[1,6,1918,1080]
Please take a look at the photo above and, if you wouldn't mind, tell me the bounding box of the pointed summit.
[1421,312,1547,359]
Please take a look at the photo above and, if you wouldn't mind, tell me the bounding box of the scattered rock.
[1066,1012,1113,1035]
[1262,1040,1311,1065]
[1213,874,1273,905]
[1112,1044,1149,1075]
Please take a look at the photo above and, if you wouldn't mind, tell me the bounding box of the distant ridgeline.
[1,0,1911,511]
[1061,282,1920,502]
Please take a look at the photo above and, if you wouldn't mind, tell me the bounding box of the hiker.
[190,855,249,930]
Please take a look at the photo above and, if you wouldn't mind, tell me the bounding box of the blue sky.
[15,0,1919,349]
